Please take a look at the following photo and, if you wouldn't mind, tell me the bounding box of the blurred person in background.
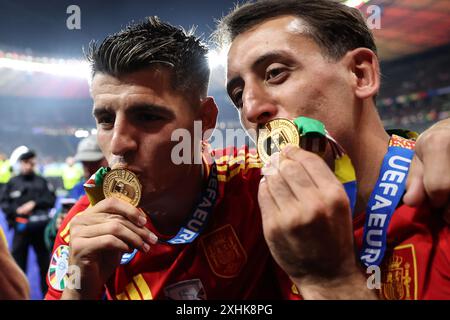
[0,150,56,296]
[62,156,83,192]
[0,152,12,198]
[45,135,107,252]
[68,134,108,200]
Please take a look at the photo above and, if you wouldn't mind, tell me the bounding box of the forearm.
[61,288,87,300]
[293,271,378,300]
[60,264,105,300]
[0,253,30,299]
[61,287,104,300]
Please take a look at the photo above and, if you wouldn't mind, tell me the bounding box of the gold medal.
[103,168,142,207]
[257,118,300,164]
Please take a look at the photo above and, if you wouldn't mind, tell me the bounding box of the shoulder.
[212,145,262,183]
[57,195,91,244]
[8,176,20,183]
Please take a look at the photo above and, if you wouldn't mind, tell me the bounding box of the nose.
[242,83,278,126]
[109,115,138,157]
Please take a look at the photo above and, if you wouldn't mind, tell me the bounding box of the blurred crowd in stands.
[378,44,450,133]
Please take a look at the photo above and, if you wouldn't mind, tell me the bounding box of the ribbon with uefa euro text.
[359,135,415,267]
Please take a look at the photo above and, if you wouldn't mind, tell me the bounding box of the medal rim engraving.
[257,118,300,164]
[103,168,142,207]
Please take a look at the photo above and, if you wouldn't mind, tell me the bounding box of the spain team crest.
[200,224,247,278]
[380,244,418,300]
[48,245,70,291]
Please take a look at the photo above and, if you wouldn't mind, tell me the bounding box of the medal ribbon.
[359,135,415,267]
[293,117,357,215]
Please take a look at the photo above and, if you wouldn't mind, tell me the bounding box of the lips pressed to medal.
[102,167,142,207]
[257,118,301,164]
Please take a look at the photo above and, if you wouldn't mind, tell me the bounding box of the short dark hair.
[18,150,36,162]
[87,16,210,97]
[214,0,377,61]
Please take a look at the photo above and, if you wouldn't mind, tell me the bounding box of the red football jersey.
[45,146,298,300]
[353,203,450,300]
[46,143,448,300]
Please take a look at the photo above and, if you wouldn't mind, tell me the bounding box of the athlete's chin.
[140,183,174,205]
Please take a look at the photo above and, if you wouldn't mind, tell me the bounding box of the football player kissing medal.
[83,154,219,264]
[257,116,357,215]
[103,158,142,207]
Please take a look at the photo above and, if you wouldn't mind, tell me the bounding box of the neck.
[342,101,390,215]
[141,163,204,235]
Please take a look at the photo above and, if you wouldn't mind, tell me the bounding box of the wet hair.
[87,16,210,97]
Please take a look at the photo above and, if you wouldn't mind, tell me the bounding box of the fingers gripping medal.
[257,118,300,164]
[257,116,357,216]
[257,117,337,164]
[102,156,142,207]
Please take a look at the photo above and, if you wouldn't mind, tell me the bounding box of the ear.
[346,48,380,100]
[198,97,218,140]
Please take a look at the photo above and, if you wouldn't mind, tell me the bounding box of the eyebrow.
[92,104,175,119]
[226,50,290,96]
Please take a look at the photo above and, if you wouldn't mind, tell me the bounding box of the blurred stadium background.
[0,0,449,299]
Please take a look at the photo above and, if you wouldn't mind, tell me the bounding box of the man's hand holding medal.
[63,157,158,299]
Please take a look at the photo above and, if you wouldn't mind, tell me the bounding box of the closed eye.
[231,88,244,109]
[134,112,164,123]
[93,109,115,129]
[265,64,290,84]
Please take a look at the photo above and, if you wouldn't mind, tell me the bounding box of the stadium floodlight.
[74,129,90,138]
[207,48,228,69]
[0,54,90,80]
